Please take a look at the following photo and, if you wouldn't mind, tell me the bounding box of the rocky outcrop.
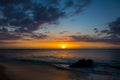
[70,59,94,68]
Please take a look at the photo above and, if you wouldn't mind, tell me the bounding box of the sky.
[0,0,120,49]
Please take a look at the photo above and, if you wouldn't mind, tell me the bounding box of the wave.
[0,56,120,76]
[0,56,71,64]
[53,64,120,77]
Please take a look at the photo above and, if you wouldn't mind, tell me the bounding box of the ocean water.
[0,49,120,78]
[0,49,120,64]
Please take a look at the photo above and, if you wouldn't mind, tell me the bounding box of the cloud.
[108,17,120,35]
[69,17,120,44]
[69,34,120,44]
[0,32,22,40]
[0,31,48,40]
[93,28,99,33]
[59,31,69,34]
[0,0,92,40]
[30,33,48,39]
[100,30,110,34]
[0,0,92,32]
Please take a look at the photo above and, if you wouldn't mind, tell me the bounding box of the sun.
[61,44,66,49]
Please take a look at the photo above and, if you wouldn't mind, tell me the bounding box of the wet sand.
[1,61,88,80]
[0,61,119,80]
[0,63,11,80]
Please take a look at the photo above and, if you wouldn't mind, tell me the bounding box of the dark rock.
[112,66,120,70]
[70,59,94,68]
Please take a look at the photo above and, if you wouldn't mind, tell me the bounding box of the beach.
[0,61,119,80]
[0,49,120,80]
[0,0,120,79]
[0,63,11,80]
[0,61,88,80]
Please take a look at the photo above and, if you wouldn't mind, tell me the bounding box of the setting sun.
[61,45,66,49]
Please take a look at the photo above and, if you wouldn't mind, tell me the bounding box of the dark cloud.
[108,17,120,35]
[69,17,120,44]
[69,35,106,42]
[65,1,74,8]
[93,28,99,33]
[0,27,8,32]
[100,30,110,34]
[98,17,120,35]
[0,32,22,40]
[0,0,91,40]
[0,0,92,32]
[69,34,120,44]
[0,0,31,5]
[59,31,69,34]
[0,31,48,40]
[30,33,48,39]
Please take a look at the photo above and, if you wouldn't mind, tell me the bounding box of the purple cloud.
[0,32,22,40]
[59,31,69,34]
[0,0,92,32]
[30,33,48,39]
[69,34,120,44]
[69,17,120,44]
[0,0,92,40]
[0,31,48,40]
[108,17,120,35]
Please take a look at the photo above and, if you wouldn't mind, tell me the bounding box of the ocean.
[0,49,120,64]
[0,49,120,80]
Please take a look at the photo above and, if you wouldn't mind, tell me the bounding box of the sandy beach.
[0,63,11,80]
[0,61,87,80]
[0,61,119,80]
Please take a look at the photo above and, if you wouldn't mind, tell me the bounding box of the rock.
[70,59,94,68]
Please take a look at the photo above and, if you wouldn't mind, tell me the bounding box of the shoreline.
[0,61,88,80]
[0,61,119,80]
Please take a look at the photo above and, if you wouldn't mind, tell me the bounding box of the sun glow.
[61,44,66,49]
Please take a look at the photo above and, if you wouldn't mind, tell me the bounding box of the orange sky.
[0,0,120,49]
[1,40,120,49]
